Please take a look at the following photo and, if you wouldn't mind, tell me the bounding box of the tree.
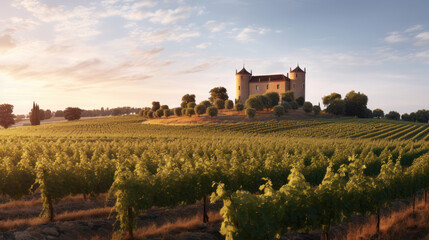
[214,99,225,109]
[151,102,160,111]
[245,108,256,119]
[155,109,164,118]
[174,108,182,116]
[186,108,195,117]
[322,92,341,106]
[147,111,154,118]
[245,95,264,111]
[209,87,228,102]
[385,111,400,120]
[264,92,280,108]
[54,110,64,117]
[373,109,384,119]
[302,102,313,113]
[163,109,171,118]
[234,103,244,111]
[194,105,206,116]
[187,102,196,109]
[282,102,291,113]
[181,94,196,108]
[415,109,429,123]
[402,113,412,122]
[200,100,211,109]
[273,105,285,118]
[64,107,83,121]
[39,109,46,120]
[30,102,40,125]
[296,96,305,106]
[0,104,15,129]
[112,109,122,116]
[206,106,218,117]
[325,99,345,115]
[225,100,234,110]
[313,105,321,115]
[281,91,294,102]
[344,91,368,117]
[161,105,169,110]
[289,100,299,110]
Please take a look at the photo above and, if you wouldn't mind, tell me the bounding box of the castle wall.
[289,72,305,99]
[249,81,287,97]
[236,74,250,104]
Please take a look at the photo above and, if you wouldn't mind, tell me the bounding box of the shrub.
[385,111,400,120]
[181,94,196,109]
[264,92,280,108]
[194,104,206,116]
[163,109,171,118]
[313,105,321,115]
[273,105,285,118]
[281,102,291,113]
[245,95,270,111]
[181,108,187,116]
[174,107,182,116]
[235,103,244,111]
[303,102,313,113]
[161,105,169,110]
[245,108,256,119]
[138,110,144,117]
[214,99,225,109]
[281,91,294,102]
[209,87,228,103]
[225,100,234,109]
[289,101,299,110]
[296,96,305,106]
[187,102,196,109]
[147,111,154,118]
[325,99,345,115]
[322,92,341,106]
[186,108,195,117]
[200,100,212,109]
[206,106,218,117]
[155,109,164,118]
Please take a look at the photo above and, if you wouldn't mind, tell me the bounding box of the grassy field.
[0,115,428,240]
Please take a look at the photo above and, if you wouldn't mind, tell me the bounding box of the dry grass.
[134,210,222,238]
[342,200,429,240]
[0,207,112,232]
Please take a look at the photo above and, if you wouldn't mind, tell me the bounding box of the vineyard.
[0,116,428,239]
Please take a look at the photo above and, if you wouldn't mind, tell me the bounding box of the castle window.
[256,85,259,90]
[277,84,280,89]
[238,86,240,90]
[266,85,269,89]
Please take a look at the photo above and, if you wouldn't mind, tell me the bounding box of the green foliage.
[209,87,228,102]
[214,99,225,109]
[344,91,369,118]
[234,103,244,111]
[160,105,169,110]
[386,111,400,120]
[289,100,299,110]
[303,102,313,113]
[373,109,384,119]
[181,94,196,108]
[206,106,218,117]
[30,102,40,126]
[64,107,83,121]
[264,92,280,108]
[322,92,341,106]
[325,99,345,115]
[0,104,15,129]
[281,91,294,102]
[245,108,256,118]
[313,105,321,115]
[281,102,291,113]
[245,95,271,111]
[273,105,284,118]
[163,109,171,118]
[200,100,212,109]
[194,104,206,116]
[187,102,196,109]
[296,96,305,106]
[225,100,234,110]
[186,108,195,117]
[155,109,164,118]
[147,111,154,118]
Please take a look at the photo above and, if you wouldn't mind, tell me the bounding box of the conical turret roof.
[237,67,251,75]
[291,66,305,73]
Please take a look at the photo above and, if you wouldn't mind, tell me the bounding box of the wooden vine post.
[202,195,209,223]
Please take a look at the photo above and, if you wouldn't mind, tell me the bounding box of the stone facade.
[235,66,306,104]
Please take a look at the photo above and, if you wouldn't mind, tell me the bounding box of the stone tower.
[235,67,252,104]
[289,66,306,100]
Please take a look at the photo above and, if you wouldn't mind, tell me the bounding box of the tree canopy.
[209,87,228,102]
[0,104,15,129]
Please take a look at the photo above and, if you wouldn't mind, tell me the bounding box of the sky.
[0,0,429,115]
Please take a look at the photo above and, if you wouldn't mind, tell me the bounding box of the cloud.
[179,63,212,74]
[415,32,429,45]
[204,20,227,32]
[384,32,407,43]
[137,27,199,44]
[149,6,194,25]
[0,35,16,53]
[235,26,269,42]
[196,42,211,49]
[405,25,424,33]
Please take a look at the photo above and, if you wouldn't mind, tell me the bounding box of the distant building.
[235,65,306,104]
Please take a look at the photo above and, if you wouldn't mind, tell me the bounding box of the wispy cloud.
[415,32,429,45]
[235,26,269,42]
[384,31,407,43]
[196,42,211,49]
[204,20,228,32]
[0,35,16,53]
